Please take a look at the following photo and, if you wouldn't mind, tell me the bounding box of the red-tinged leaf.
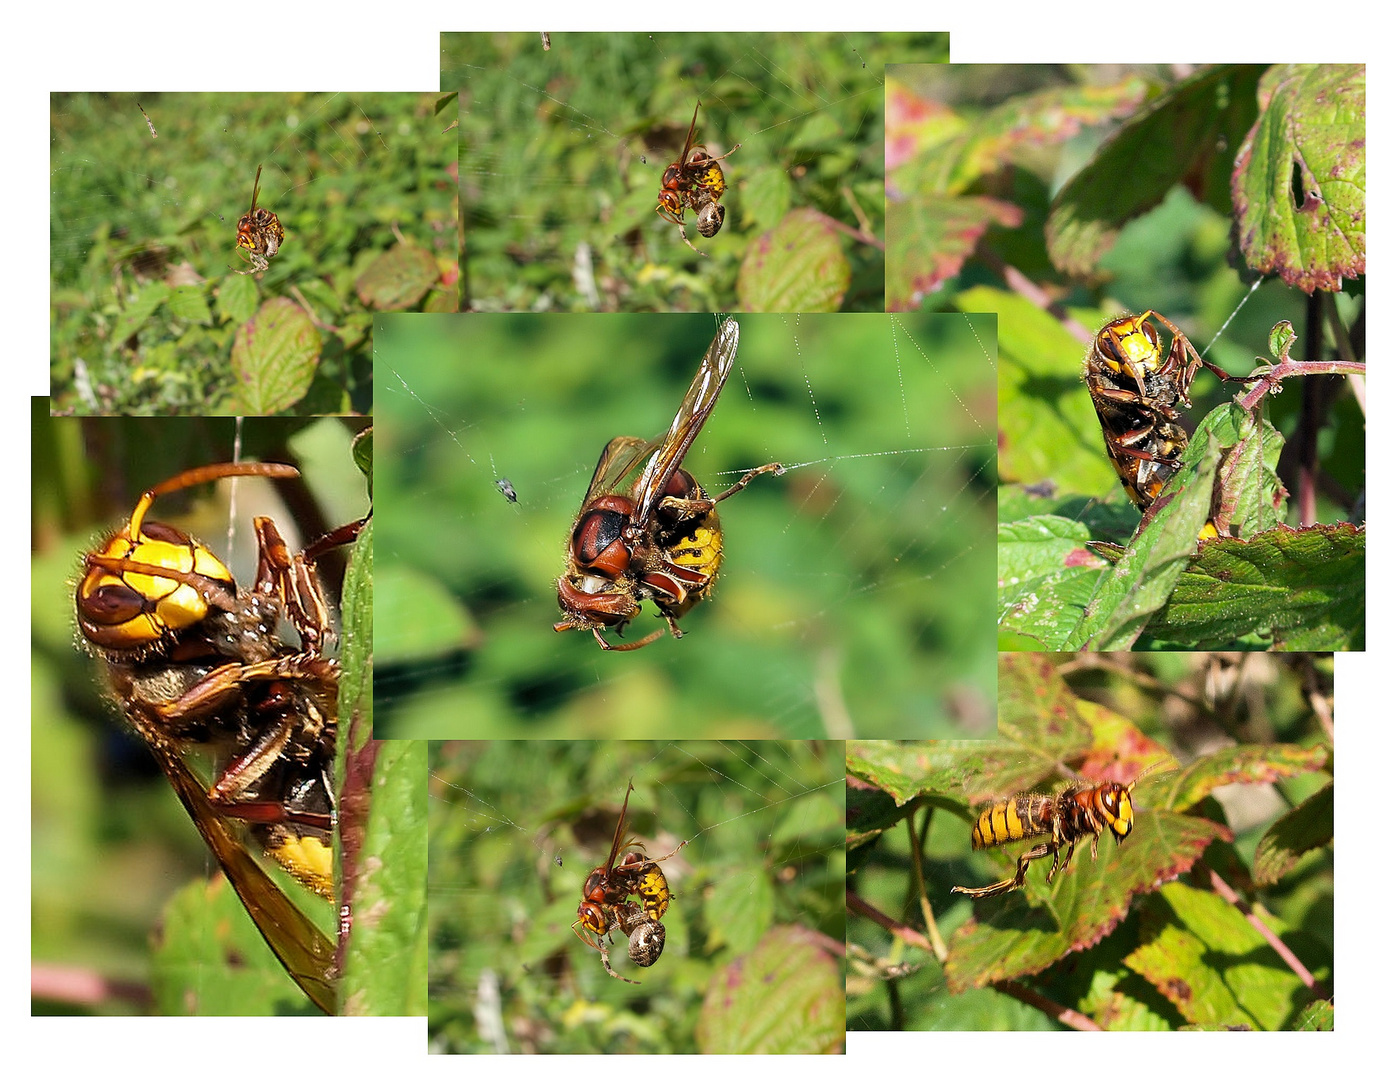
[354,243,439,311]
[695,926,844,1054]
[886,194,1021,310]
[1160,743,1331,815]
[1232,64,1365,292]
[1254,782,1333,887]
[884,78,961,172]
[995,653,1094,766]
[736,208,850,312]
[945,811,1227,993]
[229,297,321,414]
[1125,883,1309,1030]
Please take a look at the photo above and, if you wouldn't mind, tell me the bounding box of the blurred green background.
[50,92,457,414]
[885,64,1363,524]
[427,740,844,1053]
[31,409,371,1013]
[447,32,947,312]
[374,312,996,739]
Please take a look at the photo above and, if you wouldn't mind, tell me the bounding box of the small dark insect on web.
[495,477,518,503]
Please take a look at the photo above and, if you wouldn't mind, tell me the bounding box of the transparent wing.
[631,317,739,530]
[580,435,656,508]
[144,728,338,1014]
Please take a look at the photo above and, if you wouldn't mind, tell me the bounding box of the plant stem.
[846,889,934,953]
[992,980,1101,1031]
[1207,868,1318,992]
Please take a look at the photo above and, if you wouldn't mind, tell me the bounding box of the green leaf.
[1232,64,1366,292]
[152,876,324,1016]
[229,298,321,414]
[342,740,429,1017]
[1124,882,1308,1030]
[354,243,439,311]
[1211,403,1287,538]
[1293,999,1334,1031]
[695,926,843,1053]
[886,194,1021,310]
[217,272,260,324]
[946,812,1226,993]
[167,283,211,324]
[110,280,172,344]
[997,514,1106,648]
[741,165,793,233]
[1253,782,1333,887]
[1047,65,1266,275]
[352,426,374,496]
[704,869,775,955]
[1067,429,1219,650]
[1145,522,1365,649]
[736,208,851,312]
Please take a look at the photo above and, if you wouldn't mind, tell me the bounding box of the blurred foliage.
[846,653,1334,1031]
[447,32,947,312]
[374,312,996,739]
[884,65,1364,648]
[50,92,457,415]
[31,409,372,1014]
[426,741,845,1053]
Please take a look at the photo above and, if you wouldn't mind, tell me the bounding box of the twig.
[978,248,1093,345]
[846,889,934,952]
[907,811,948,962]
[1207,868,1317,992]
[807,208,884,251]
[841,184,874,240]
[992,980,1102,1031]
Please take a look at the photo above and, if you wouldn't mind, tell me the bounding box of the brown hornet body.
[75,461,366,1012]
[655,101,740,255]
[572,781,684,982]
[235,164,285,273]
[554,318,783,651]
[1084,310,1245,513]
[951,761,1173,899]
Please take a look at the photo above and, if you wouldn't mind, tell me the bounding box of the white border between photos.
[14,0,1379,1073]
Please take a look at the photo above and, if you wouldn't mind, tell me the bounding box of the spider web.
[374,311,997,740]
[426,739,844,1054]
[48,90,455,415]
[446,31,948,312]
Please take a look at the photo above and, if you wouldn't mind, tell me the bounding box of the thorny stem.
[907,810,948,962]
[992,980,1102,1031]
[1237,356,1368,413]
[979,248,1093,345]
[846,889,934,953]
[1207,869,1318,992]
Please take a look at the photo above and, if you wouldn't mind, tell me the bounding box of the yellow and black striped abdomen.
[970,794,1054,850]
